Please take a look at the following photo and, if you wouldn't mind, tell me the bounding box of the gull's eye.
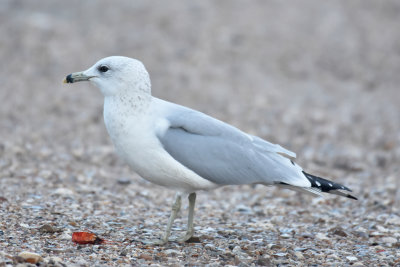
[98,65,109,73]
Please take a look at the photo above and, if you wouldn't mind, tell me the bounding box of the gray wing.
[157,104,309,187]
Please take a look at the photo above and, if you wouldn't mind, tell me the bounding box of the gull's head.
[63,56,151,97]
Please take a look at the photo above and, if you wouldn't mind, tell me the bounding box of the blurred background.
[1,0,399,265]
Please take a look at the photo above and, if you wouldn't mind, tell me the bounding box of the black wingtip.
[347,194,358,200]
[303,171,357,200]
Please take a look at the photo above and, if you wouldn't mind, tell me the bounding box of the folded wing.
[156,103,310,187]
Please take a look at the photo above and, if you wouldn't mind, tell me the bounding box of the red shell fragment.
[72,232,105,245]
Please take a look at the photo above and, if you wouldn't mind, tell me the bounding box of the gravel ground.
[1,1,400,266]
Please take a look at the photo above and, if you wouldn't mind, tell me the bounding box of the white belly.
[103,104,218,193]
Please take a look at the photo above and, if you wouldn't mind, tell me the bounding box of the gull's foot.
[176,232,197,243]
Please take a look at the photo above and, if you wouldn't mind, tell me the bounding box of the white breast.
[103,97,218,193]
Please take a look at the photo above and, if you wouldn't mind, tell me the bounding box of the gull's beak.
[63,72,94,83]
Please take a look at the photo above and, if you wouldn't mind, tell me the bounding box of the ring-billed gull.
[63,56,357,244]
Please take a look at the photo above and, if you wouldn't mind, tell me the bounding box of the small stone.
[46,256,64,265]
[120,249,128,257]
[13,256,26,264]
[272,252,287,257]
[72,148,84,158]
[39,224,60,233]
[330,227,348,237]
[164,249,180,256]
[232,246,243,254]
[385,215,400,225]
[381,236,397,244]
[52,188,74,196]
[76,258,88,265]
[352,262,365,266]
[294,251,304,259]
[17,251,43,264]
[204,243,215,250]
[376,225,389,232]
[280,233,291,239]
[353,231,368,238]
[301,233,314,238]
[59,231,72,240]
[50,256,63,262]
[263,223,275,230]
[138,254,153,260]
[268,243,282,249]
[346,256,358,262]
[316,233,329,240]
[117,177,132,185]
[19,223,30,228]
[328,254,340,260]
[372,245,385,250]
[370,231,383,237]
[236,204,252,213]
[255,257,271,265]
[38,169,52,179]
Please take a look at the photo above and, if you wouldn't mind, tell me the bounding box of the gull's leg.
[177,192,196,242]
[144,193,182,245]
[162,193,182,242]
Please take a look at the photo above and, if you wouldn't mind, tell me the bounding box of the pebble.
[59,230,72,241]
[52,187,75,196]
[353,231,369,238]
[45,256,64,265]
[346,256,358,262]
[255,257,271,266]
[117,177,132,185]
[19,223,30,228]
[294,251,304,259]
[268,243,282,249]
[38,169,52,179]
[164,249,180,256]
[327,254,341,260]
[39,223,60,233]
[385,215,400,225]
[139,254,153,260]
[370,231,385,237]
[381,236,397,244]
[17,251,43,264]
[376,225,389,232]
[272,252,287,257]
[204,243,215,250]
[232,246,244,254]
[316,233,329,240]
[236,204,252,213]
[76,258,88,265]
[330,227,348,237]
